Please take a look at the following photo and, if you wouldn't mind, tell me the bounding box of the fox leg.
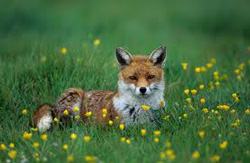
[32,88,84,132]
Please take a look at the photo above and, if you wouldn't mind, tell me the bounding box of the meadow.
[0,0,250,162]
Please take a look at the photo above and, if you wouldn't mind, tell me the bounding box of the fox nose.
[139,87,147,94]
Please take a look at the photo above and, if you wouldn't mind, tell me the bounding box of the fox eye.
[129,76,137,80]
[148,75,155,79]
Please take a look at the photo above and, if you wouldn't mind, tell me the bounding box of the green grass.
[1,0,250,162]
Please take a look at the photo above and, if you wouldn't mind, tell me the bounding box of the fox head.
[116,46,166,98]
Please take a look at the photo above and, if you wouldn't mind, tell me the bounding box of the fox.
[32,46,167,132]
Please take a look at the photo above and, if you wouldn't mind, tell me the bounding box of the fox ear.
[116,47,133,68]
[149,46,167,67]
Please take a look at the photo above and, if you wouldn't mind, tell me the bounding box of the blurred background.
[1,0,250,58]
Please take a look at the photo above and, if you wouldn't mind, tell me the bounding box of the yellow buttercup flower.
[85,155,97,162]
[70,133,77,140]
[22,109,28,115]
[23,132,32,140]
[202,108,209,113]
[183,113,188,118]
[184,89,190,95]
[120,137,126,142]
[154,130,161,137]
[85,112,92,117]
[63,110,69,115]
[234,69,240,74]
[201,66,207,72]
[154,137,159,143]
[9,143,15,148]
[141,129,146,136]
[93,39,100,46]
[165,149,176,160]
[108,120,113,126]
[195,67,201,73]
[54,117,59,122]
[199,84,205,90]
[200,98,206,104]
[191,89,197,95]
[119,124,125,130]
[159,101,165,107]
[75,115,81,120]
[102,108,107,114]
[41,133,48,141]
[102,113,107,118]
[31,127,38,131]
[206,62,213,68]
[215,81,220,87]
[33,152,39,158]
[63,144,68,151]
[245,109,250,114]
[61,47,68,54]
[0,144,6,150]
[141,104,151,111]
[198,130,205,139]
[192,150,200,159]
[210,155,220,162]
[74,106,79,112]
[160,152,166,159]
[8,150,17,159]
[181,62,188,70]
[232,93,237,99]
[185,98,191,103]
[219,141,228,149]
[125,139,131,145]
[67,155,74,162]
[230,109,236,114]
[33,142,40,148]
[83,136,91,142]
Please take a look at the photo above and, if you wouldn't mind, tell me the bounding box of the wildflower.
[183,113,188,118]
[230,109,236,114]
[61,47,68,54]
[245,109,250,114]
[192,151,200,159]
[53,118,59,123]
[63,144,68,151]
[184,89,189,95]
[63,110,69,115]
[0,144,6,150]
[33,152,39,158]
[154,130,161,137]
[215,81,220,87]
[219,141,228,149]
[141,104,151,111]
[202,108,209,113]
[119,124,125,130]
[181,62,188,70]
[160,152,166,159]
[83,136,91,142]
[195,67,201,73]
[33,142,40,148]
[165,149,176,160]
[141,129,146,136]
[93,39,100,46]
[9,143,15,148]
[22,109,28,115]
[85,155,97,162]
[213,71,219,76]
[199,84,205,90]
[41,133,48,141]
[231,122,238,127]
[8,150,17,159]
[239,63,245,70]
[126,139,131,144]
[198,130,205,139]
[67,155,74,162]
[74,106,79,112]
[102,108,107,114]
[206,63,213,68]
[163,115,170,120]
[102,113,107,118]
[200,66,206,71]
[31,127,38,131]
[159,101,165,107]
[234,69,240,74]
[210,155,220,162]
[108,120,113,126]
[75,115,81,120]
[120,137,126,142]
[191,89,197,95]
[23,132,32,140]
[214,110,219,114]
[85,112,92,117]
[200,98,206,104]
[232,93,237,99]
[185,98,191,103]
[154,137,159,143]
[70,133,77,140]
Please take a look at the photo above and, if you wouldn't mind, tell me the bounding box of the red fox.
[32,46,167,132]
